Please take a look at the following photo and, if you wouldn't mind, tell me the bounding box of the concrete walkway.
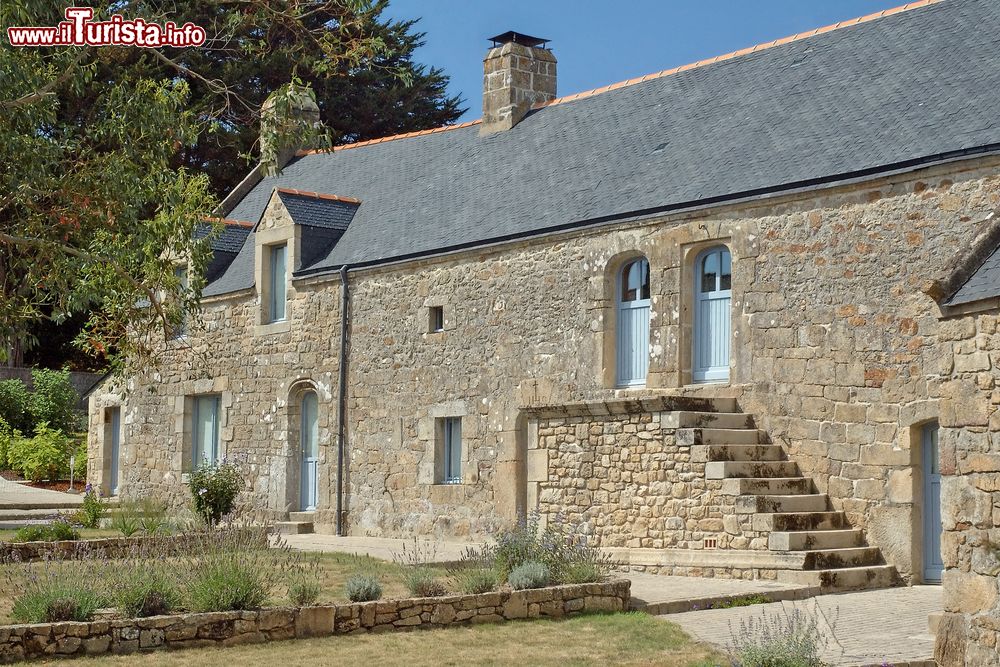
[627,571,814,614]
[0,476,83,510]
[666,585,941,666]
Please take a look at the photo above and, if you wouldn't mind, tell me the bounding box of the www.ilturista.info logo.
[6,7,206,47]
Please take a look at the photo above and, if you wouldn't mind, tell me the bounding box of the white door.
[616,258,650,387]
[109,407,121,495]
[693,247,732,383]
[299,391,319,511]
[923,422,943,582]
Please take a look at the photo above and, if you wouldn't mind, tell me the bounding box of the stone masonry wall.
[934,309,1000,666]
[0,581,630,663]
[89,156,1000,579]
[531,408,765,551]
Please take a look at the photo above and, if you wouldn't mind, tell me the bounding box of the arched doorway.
[616,257,650,387]
[693,246,732,383]
[299,390,319,511]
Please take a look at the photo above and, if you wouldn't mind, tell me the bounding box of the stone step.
[288,511,317,522]
[664,411,756,429]
[769,529,867,551]
[693,444,785,463]
[705,461,799,479]
[776,565,899,592]
[721,477,814,496]
[753,512,848,532]
[735,494,829,514]
[274,521,314,535]
[800,547,883,570]
[679,428,761,446]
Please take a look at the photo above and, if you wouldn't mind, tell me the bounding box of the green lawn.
[76,612,724,666]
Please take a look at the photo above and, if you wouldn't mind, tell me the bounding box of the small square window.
[429,306,444,333]
[437,417,462,484]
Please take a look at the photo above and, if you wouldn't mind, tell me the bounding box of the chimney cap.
[488,31,549,49]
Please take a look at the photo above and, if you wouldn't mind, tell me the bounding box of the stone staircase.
[274,511,316,535]
[678,402,899,593]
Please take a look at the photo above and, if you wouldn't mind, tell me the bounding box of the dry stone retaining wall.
[0,580,630,663]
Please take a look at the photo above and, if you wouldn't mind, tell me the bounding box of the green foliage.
[183,528,276,612]
[7,422,71,481]
[12,586,103,624]
[508,561,551,590]
[111,565,181,618]
[289,579,322,607]
[729,607,833,667]
[713,594,772,610]
[0,416,17,470]
[109,500,143,537]
[470,514,614,586]
[14,519,81,543]
[450,566,499,595]
[0,380,31,434]
[188,461,243,526]
[27,369,79,433]
[344,574,382,602]
[76,485,106,529]
[404,568,447,598]
[138,498,170,535]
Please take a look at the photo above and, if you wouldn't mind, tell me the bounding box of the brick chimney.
[480,32,557,135]
[260,85,321,176]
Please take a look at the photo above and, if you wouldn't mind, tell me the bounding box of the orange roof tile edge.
[296,0,939,155]
[275,187,361,205]
[203,216,253,228]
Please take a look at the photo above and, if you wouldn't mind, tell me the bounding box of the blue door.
[616,258,650,387]
[693,247,731,383]
[300,391,319,511]
[109,407,121,496]
[923,422,943,582]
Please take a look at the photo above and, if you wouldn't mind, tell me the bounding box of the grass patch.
[0,527,121,543]
[710,594,773,609]
[71,612,722,666]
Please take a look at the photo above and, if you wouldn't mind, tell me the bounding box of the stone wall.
[528,398,764,552]
[934,308,1000,666]
[89,155,1000,580]
[0,531,268,563]
[0,580,630,662]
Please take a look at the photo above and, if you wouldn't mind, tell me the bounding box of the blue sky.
[387,0,907,121]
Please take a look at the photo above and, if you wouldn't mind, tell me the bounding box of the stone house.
[88,0,1000,656]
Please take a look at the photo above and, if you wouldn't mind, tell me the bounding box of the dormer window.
[268,243,287,323]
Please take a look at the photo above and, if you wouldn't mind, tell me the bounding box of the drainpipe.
[335,264,350,536]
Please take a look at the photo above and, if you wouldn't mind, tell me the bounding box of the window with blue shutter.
[192,395,220,466]
[441,417,462,484]
[269,244,287,323]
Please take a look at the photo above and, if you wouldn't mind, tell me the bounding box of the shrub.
[77,484,105,529]
[186,551,271,612]
[188,461,243,526]
[0,417,17,470]
[9,559,102,623]
[728,606,833,667]
[289,579,321,606]
[404,568,448,598]
[28,369,80,434]
[110,500,143,537]
[0,379,31,434]
[508,561,550,590]
[14,519,80,543]
[561,560,605,585]
[451,566,499,595]
[7,422,70,481]
[344,574,382,602]
[139,498,170,535]
[112,567,181,618]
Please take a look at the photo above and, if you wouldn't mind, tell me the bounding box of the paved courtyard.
[0,476,83,509]
[667,585,941,666]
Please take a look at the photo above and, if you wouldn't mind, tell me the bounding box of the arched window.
[616,257,651,386]
[693,246,731,382]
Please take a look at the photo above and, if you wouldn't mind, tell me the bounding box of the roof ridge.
[276,187,361,205]
[295,0,942,157]
[204,216,253,228]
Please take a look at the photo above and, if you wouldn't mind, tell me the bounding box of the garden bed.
[0,580,631,662]
[0,530,268,563]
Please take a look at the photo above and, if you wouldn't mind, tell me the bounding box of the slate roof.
[274,190,358,231]
[211,0,1000,295]
[946,242,1000,306]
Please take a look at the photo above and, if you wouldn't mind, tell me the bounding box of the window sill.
[255,320,291,336]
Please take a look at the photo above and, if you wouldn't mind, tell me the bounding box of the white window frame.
[192,394,221,466]
[268,243,287,323]
[440,417,462,484]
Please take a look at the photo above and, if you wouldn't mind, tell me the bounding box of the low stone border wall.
[0,530,268,563]
[0,580,630,662]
